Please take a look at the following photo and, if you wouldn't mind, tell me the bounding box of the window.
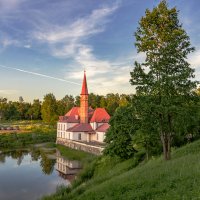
[78,133,81,140]
[68,133,70,139]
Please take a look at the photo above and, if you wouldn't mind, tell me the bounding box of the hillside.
[43,140,200,200]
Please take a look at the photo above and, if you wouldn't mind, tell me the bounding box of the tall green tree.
[106,93,120,115]
[57,95,74,115]
[0,98,8,120]
[27,99,41,120]
[41,93,58,125]
[130,1,198,160]
[75,96,80,107]
[104,106,137,159]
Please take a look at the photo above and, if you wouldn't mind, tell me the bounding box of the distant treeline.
[0,93,133,123]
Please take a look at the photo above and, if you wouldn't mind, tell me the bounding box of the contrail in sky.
[0,64,81,86]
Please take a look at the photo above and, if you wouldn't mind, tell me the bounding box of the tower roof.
[81,71,88,95]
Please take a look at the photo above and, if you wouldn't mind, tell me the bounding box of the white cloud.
[0,1,134,95]
[64,44,133,94]
[32,3,119,59]
[33,4,118,44]
[24,44,31,49]
[30,2,136,94]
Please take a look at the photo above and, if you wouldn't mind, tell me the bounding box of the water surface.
[0,149,81,200]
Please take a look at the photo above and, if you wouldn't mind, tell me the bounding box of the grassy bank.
[0,120,55,132]
[0,127,56,150]
[56,144,95,162]
[43,140,200,200]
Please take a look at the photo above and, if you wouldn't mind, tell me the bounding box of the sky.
[0,0,200,102]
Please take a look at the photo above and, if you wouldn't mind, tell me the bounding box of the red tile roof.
[67,123,94,132]
[81,71,88,95]
[90,108,110,123]
[96,123,110,132]
[66,116,79,123]
[59,107,110,123]
[58,107,80,123]
[65,107,80,117]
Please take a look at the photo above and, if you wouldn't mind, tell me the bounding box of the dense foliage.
[129,0,199,160]
[0,131,56,150]
[0,93,132,123]
[103,1,200,161]
[104,106,138,159]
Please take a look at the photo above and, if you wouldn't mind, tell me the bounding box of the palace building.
[56,71,110,144]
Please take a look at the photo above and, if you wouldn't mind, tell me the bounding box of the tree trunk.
[161,133,171,160]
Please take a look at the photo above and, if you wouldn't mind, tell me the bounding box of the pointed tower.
[80,71,89,123]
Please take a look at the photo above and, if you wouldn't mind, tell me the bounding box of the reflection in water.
[0,148,81,200]
[0,150,29,166]
[40,152,56,175]
[56,151,82,183]
[0,153,5,163]
[0,149,56,175]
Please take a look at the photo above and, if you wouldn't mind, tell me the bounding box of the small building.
[56,71,110,144]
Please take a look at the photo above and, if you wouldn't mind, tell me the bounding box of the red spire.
[81,71,88,95]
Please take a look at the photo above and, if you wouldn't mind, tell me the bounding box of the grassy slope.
[45,140,200,200]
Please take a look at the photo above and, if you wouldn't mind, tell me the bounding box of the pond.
[0,148,82,200]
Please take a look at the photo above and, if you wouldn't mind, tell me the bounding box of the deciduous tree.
[104,106,137,159]
[41,93,58,125]
[130,0,198,160]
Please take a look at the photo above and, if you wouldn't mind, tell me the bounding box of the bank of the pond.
[42,140,200,200]
[56,145,95,161]
[0,130,56,150]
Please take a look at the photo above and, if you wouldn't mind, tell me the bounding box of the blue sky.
[0,0,199,102]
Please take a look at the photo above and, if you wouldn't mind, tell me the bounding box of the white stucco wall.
[71,132,87,141]
[57,122,79,139]
[96,132,105,143]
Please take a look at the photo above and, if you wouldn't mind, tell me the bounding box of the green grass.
[42,140,200,200]
[0,131,56,150]
[56,144,95,161]
[0,120,57,150]
[0,120,56,132]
